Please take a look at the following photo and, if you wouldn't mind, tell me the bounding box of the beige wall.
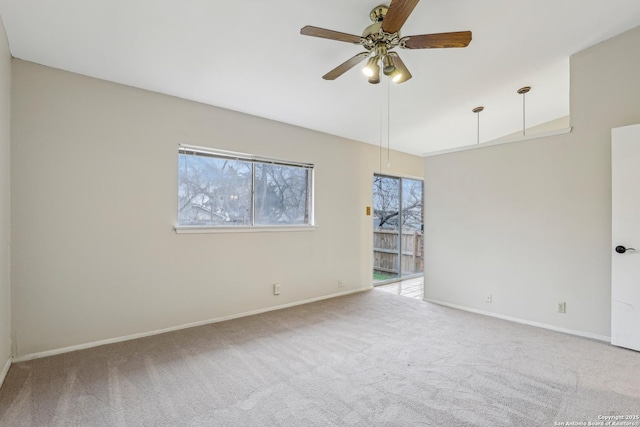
[0,16,11,375]
[10,60,423,356]
[424,25,640,338]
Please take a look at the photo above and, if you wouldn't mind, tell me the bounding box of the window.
[178,145,314,228]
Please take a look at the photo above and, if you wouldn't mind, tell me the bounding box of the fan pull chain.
[379,75,384,173]
[387,78,391,168]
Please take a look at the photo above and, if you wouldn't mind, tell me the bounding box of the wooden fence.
[373,229,424,276]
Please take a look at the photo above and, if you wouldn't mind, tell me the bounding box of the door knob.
[615,245,636,254]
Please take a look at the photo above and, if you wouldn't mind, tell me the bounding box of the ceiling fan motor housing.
[362,25,402,50]
[362,6,402,51]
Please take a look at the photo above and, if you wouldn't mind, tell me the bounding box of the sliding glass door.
[373,174,423,284]
[373,176,401,282]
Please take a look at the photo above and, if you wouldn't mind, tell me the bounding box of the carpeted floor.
[0,290,639,426]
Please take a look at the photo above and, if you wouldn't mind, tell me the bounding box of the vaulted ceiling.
[1,0,639,155]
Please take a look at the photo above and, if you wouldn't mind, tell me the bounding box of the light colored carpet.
[0,290,639,426]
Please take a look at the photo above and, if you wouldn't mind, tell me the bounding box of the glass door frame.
[372,173,424,286]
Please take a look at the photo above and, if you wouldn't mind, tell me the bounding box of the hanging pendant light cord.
[522,92,526,136]
[472,106,484,145]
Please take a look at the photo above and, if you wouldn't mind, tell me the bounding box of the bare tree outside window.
[373,176,422,229]
[255,164,310,225]
[178,155,252,226]
[402,179,423,231]
[178,149,313,227]
[373,175,400,229]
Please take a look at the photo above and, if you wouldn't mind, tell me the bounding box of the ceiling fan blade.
[388,52,412,83]
[322,52,370,80]
[381,0,420,34]
[300,26,362,44]
[402,31,472,49]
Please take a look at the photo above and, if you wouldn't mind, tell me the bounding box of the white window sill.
[174,225,318,234]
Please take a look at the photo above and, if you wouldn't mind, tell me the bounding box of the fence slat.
[373,230,423,276]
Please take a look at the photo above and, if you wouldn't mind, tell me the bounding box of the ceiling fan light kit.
[363,56,379,77]
[300,0,472,84]
[382,55,396,75]
[368,66,381,84]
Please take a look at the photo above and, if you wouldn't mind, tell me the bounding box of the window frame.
[175,144,316,233]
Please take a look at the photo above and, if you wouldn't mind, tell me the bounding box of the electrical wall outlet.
[485,293,492,303]
[557,302,566,313]
[273,283,281,296]
[338,280,346,288]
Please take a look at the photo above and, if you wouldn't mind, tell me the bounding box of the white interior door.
[611,123,640,351]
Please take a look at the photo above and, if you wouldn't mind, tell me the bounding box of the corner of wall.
[0,12,12,388]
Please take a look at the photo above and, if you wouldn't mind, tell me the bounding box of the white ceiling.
[0,1,639,156]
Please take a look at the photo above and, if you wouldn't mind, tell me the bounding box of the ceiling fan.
[300,0,472,84]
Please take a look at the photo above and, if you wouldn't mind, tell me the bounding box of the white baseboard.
[0,358,10,389]
[425,298,611,342]
[13,287,370,363]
